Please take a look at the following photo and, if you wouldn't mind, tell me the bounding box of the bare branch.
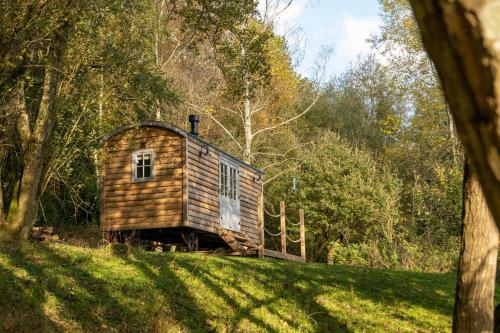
[252,92,320,138]
[186,102,243,150]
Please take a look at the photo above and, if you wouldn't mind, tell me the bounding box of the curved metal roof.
[100,121,264,174]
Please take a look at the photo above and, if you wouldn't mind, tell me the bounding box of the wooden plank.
[188,209,219,223]
[240,214,258,225]
[106,180,183,192]
[105,167,182,179]
[102,219,185,231]
[280,201,286,255]
[188,186,219,202]
[106,197,183,207]
[106,207,182,219]
[191,250,258,257]
[105,187,182,199]
[189,199,218,216]
[188,212,219,229]
[188,170,219,188]
[299,209,306,261]
[188,158,220,177]
[104,174,183,186]
[239,226,260,240]
[188,164,219,183]
[188,177,219,193]
[106,202,182,214]
[240,205,258,218]
[188,146,218,166]
[263,249,305,263]
[188,192,219,208]
[184,221,218,234]
[189,197,218,212]
[240,195,258,207]
[103,214,183,226]
[106,157,183,167]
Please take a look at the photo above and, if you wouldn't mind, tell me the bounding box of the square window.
[132,150,154,182]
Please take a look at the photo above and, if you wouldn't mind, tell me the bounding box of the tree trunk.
[243,79,252,163]
[409,0,500,227]
[0,84,26,226]
[453,161,499,332]
[326,243,335,265]
[446,106,459,165]
[5,24,70,240]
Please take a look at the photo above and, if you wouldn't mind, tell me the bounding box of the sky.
[259,0,382,80]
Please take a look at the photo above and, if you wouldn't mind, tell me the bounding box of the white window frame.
[219,160,239,200]
[132,149,154,182]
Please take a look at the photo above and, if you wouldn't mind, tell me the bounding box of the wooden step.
[218,228,259,253]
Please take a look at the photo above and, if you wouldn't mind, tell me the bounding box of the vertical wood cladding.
[186,140,220,232]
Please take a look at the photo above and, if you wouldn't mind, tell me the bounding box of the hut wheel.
[187,232,199,252]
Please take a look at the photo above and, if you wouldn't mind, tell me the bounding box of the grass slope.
[0,242,480,332]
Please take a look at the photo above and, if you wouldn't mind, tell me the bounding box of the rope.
[264,208,281,218]
[286,234,302,243]
[286,216,301,226]
[264,227,282,237]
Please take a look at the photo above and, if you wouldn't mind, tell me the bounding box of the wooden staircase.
[218,228,260,255]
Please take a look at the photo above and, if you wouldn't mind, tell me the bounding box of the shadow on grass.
[111,245,215,332]
[174,257,352,332]
[209,257,456,330]
[0,242,457,332]
[0,242,147,332]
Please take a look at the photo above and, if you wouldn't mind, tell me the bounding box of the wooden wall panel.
[238,166,263,244]
[101,127,185,231]
[186,140,220,231]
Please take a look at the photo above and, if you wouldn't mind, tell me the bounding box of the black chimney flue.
[188,114,200,137]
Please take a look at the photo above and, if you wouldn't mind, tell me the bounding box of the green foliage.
[286,132,401,245]
[0,242,479,332]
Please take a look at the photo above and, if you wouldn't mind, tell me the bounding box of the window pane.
[224,164,228,197]
[137,166,143,178]
[144,166,151,178]
[219,163,224,195]
[233,169,237,199]
[137,155,143,166]
[229,168,232,199]
[231,168,236,199]
[144,154,151,166]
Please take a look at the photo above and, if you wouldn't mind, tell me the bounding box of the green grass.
[0,242,481,332]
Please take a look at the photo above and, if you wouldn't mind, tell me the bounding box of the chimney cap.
[188,114,200,136]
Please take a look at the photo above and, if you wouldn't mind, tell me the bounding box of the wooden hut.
[100,116,264,254]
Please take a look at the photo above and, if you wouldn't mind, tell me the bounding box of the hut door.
[219,158,240,232]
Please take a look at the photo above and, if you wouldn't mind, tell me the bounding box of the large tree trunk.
[0,86,23,226]
[453,162,498,332]
[5,24,71,240]
[409,0,500,227]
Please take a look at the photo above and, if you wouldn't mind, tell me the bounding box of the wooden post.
[299,209,306,261]
[280,201,286,255]
[257,189,264,258]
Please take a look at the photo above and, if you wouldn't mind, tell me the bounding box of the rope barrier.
[286,216,301,226]
[264,208,281,218]
[286,234,302,243]
[264,227,282,237]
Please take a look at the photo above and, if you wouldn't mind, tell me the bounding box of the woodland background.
[0,0,463,271]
